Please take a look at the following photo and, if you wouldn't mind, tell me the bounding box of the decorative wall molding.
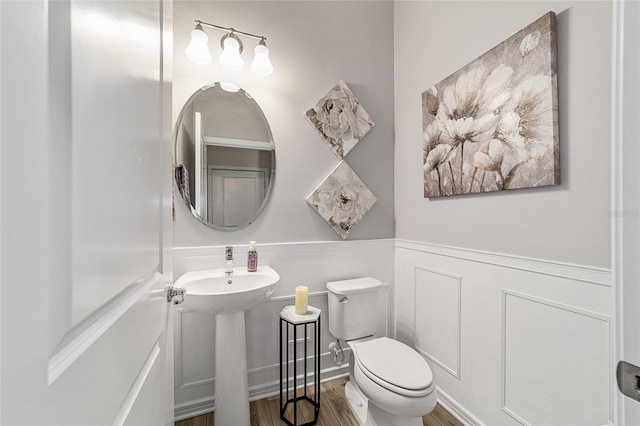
[174,395,216,422]
[500,290,612,426]
[396,239,612,287]
[173,354,349,421]
[268,285,390,336]
[395,239,613,425]
[176,303,350,393]
[414,266,462,379]
[173,239,394,420]
[173,287,371,416]
[175,309,214,391]
[174,238,613,424]
[437,386,487,426]
[173,238,395,260]
[247,357,349,401]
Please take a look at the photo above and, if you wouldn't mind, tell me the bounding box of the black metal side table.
[279,305,321,426]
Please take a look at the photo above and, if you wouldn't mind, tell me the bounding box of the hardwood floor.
[175,377,462,426]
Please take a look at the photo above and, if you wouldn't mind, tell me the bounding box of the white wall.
[394,2,614,425]
[173,0,395,246]
[172,1,616,423]
[394,1,611,268]
[173,240,394,420]
[172,1,395,418]
[395,241,612,425]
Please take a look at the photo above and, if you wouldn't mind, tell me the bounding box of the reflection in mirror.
[174,82,275,231]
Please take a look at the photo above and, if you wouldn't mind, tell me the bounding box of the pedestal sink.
[175,266,280,426]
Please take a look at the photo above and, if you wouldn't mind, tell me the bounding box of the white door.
[613,1,640,424]
[209,168,267,227]
[0,0,174,424]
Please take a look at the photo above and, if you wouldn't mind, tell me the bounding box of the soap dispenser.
[247,241,258,272]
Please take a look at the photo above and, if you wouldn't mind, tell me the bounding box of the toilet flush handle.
[339,296,349,304]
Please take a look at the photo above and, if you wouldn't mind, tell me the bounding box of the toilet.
[327,277,436,426]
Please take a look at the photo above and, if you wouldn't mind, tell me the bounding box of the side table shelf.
[279,305,321,426]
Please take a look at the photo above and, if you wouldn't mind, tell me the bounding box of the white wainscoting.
[501,291,611,426]
[173,239,394,420]
[395,239,612,426]
[414,267,462,379]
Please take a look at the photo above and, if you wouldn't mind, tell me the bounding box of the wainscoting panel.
[502,291,611,426]
[173,239,394,420]
[176,310,215,389]
[395,240,613,426]
[414,267,461,379]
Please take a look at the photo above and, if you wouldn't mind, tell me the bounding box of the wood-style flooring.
[175,376,462,426]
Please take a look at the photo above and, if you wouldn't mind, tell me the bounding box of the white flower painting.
[305,80,375,159]
[422,12,559,198]
[306,161,377,239]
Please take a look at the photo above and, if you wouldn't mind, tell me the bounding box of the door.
[613,1,640,424]
[209,168,267,227]
[0,0,174,424]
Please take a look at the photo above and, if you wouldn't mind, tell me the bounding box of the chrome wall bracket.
[167,285,186,305]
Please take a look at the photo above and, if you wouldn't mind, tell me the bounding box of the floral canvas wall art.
[422,12,559,198]
[305,80,375,159]
[306,161,377,239]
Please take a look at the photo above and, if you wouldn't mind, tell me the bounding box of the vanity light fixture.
[185,20,273,76]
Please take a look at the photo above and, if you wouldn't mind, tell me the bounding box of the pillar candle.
[295,286,308,315]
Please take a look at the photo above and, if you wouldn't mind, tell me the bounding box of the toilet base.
[344,380,423,426]
[345,380,369,424]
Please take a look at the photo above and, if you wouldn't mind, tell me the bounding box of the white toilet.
[327,277,436,426]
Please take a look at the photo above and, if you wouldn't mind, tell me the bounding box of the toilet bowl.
[352,337,436,418]
[326,278,436,425]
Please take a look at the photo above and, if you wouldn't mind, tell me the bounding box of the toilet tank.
[326,277,382,341]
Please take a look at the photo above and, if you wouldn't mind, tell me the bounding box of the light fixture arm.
[194,20,267,43]
[187,19,273,75]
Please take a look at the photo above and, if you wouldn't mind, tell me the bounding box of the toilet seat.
[352,337,433,397]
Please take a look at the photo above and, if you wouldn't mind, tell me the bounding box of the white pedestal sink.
[175,266,280,426]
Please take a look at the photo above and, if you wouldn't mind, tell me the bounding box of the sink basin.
[175,266,280,315]
[174,265,280,425]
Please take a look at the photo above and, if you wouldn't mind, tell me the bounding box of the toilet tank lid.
[327,277,382,295]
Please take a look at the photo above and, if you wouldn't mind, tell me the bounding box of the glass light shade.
[251,44,273,76]
[219,36,243,70]
[185,28,212,64]
[219,82,241,93]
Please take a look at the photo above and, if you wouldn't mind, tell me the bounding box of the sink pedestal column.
[214,311,250,426]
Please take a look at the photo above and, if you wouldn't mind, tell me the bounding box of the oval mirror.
[173,83,275,231]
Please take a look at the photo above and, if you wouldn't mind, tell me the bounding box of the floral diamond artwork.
[306,161,377,239]
[305,80,375,159]
[422,12,559,198]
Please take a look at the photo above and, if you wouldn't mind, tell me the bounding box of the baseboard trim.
[174,395,215,422]
[249,364,350,401]
[174,364,349,421]
[174,373,484,425]
[437,386,486,426]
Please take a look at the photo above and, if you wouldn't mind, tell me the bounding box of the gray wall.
[394,1,612,268]
[173,1,395,246]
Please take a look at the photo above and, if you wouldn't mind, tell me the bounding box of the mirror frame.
[173,82,275,231]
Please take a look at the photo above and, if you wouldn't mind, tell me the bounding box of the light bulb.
[219,34,243,70]
[185,25,212,64]
[251,40,273,76]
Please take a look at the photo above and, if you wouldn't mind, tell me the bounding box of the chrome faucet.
[225,246,233,275]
